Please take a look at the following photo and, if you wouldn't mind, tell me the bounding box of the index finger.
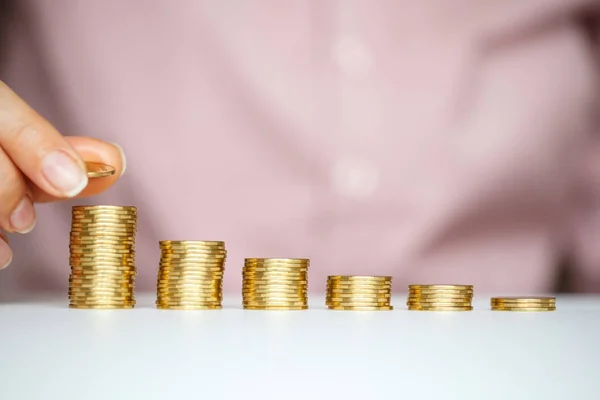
[0,81,88,198]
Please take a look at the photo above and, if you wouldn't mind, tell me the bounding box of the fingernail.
[111,142,127,177]
[41,150,88,197]
[0,239,12,269]
[10,195,36,234]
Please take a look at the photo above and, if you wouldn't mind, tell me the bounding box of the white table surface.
[0,294,599,400]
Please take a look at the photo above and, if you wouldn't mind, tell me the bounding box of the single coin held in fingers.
[85,161,116,178]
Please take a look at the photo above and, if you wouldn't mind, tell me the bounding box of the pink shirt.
[1,0,599,297]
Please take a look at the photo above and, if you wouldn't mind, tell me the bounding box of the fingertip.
[110,142,126,178]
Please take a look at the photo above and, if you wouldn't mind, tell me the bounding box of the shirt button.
[331,37,373,77]
[331,159,379,199]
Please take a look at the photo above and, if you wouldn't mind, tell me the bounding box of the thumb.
[32,136,126,203]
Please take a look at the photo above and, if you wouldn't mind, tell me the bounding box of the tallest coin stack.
[68,205,138,309]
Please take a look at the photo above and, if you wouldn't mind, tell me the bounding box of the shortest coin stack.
[407,284,473,311]
[68,205,138,309]
[326,276,393,311]
[156,241,226,310]
[243,258,309,310]
[491,297,556,312]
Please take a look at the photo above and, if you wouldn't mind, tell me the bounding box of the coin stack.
[68,205,138,309]
[156,241,226,310]
[242,258,309,310]
[407,284,473,311]
[491,296,556,312]
[326,276,393,311]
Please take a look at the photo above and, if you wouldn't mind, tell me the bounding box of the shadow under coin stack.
[407,284,473,311]
[68,205,138,309]
[491,296,556,312]
[156,241,226,310]
[326,276,393,311]
[242,258,309,310]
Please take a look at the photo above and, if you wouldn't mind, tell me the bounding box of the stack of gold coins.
[68,205,138,309]
[242,258,309,310]
[326,276,393,311]
[407,284,473,311]
[156,240,226,310]
[491,296,556,312]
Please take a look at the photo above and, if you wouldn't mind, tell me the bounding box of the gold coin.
[159,261,224,268]
[161,245,226,251]
[409,290,473,297]
[158,275,222,282]
[73,205,137,212]
[243,295,306,300]
[156,302,221,308]
[71,243,132,250]
[408,302,472,308]
[70,216,136,223]
[70,267,136,274]
[242,293,307,299]
[70,267,136,273]
[408,296,472,302]
[70,265,136,271]
[70,227,136,235]
[243,268,309,274]
[158,294,221,301]
[491,306,556,311]
[158,286,221,293]
[242,271,308,279]
[69,291,134,299]
[158,274,223,281]
[157,284,221,291]
[408,292,472,298]
[245,258,309,263]
[69,302,135,308]
[156,304,221,310]
[408,306,473,311]
[243,301,306,307]
[490,302,555,308]
[70,231,134,238]
[491,297,555,303]
[409,284,473,290]
[326,302,391,308]
[242,276,307,283]
[243,261,308,267]
[242,283,307,289]
[71,220,137,227]
[242,288,306,294]
[69,284,134,290]
[244,262,307,267]
[243,307,307,310]
[159,263,224,269]
[328,275,392,281]
[327,291,391,298]
[157,295,221,301]
[69,292,134,298]
[69,304,135,309]
[160,250,226,257]
[160,240,225,246]
[327,306,393,311]
[158,267,224,272]
[327,284,391,291]
[243,280,308,286]
[69,275,134,282]
[70,240,135,248]
[70,227,137,234]
[70,259,135,266]
[328,279,392,285]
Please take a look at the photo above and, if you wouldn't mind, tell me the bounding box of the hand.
[0,80,125,269]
